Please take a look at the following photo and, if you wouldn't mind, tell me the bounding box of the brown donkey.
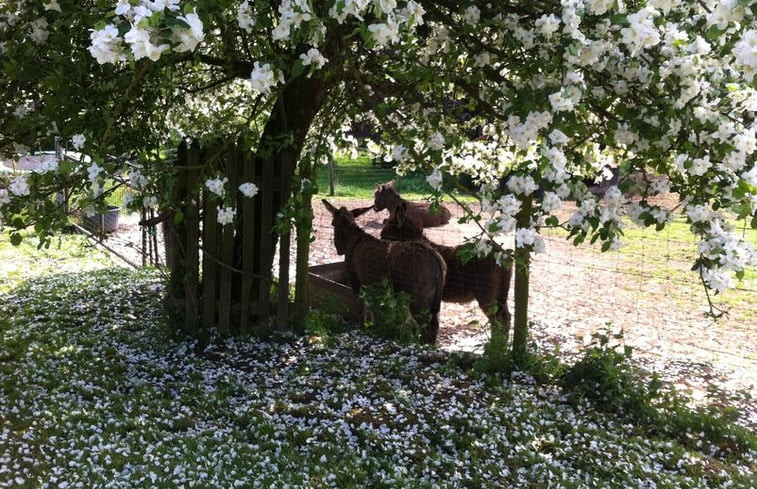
[322,200,447,343]
[373,181,452,228]
[380,202,512,327]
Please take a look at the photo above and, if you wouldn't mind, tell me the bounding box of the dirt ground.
[311,197,757,429]
[103,197,756,429]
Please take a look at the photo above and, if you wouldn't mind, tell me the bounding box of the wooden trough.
[307,262,364,323]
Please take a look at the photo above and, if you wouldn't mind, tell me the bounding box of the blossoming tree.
[1,1,755,361]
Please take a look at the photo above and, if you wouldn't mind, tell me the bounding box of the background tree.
[1,1,755,364]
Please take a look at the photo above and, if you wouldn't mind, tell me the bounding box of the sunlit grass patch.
[0,229,118,294]
[541,213,757,325]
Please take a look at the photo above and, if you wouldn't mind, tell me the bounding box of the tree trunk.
[511,193,533,366]
[250,76,331,328]
[293,194,313,333]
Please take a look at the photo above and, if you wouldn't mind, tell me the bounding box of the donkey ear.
[322,199,337,215]
[351,205,374,218]
[395,201,407,225]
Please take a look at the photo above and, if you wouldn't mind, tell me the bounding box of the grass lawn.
[314,154,459,200]
[541,212,757,325]
[1,231,756,488]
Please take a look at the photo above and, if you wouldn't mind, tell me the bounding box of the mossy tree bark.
[511,193,533,366]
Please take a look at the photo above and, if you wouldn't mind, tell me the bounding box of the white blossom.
[239,182,259,198]
[535,14,561,38]
[9,176,30,196]
[368,20,400,46]
[71,134,86,150]
[29,18,49,44]
[462,6,480,25]
[217,206,236,225]
[734,30,757,80]
[87,162,104,183]
[548,129,568,145]
[299,47,329,72]
[172,10,205,53]
[427,132,445,151]
[541,192,563,213]
[205,177,228,197]
[250,62,281,95]
[88,24,125,64]
[43,1,61,12]
[238,1,256,32]
[507,175,538,196]
[620,7,661,56]
[124,26,169,61]
[426,168,443,191]
[515,227,536,248]
[549,90,575,112]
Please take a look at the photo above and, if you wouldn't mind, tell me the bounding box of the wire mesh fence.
[99,159,756,404]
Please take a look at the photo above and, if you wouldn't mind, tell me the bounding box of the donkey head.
[380,201,425,241]
[373,181,399,211]
[322,199,374,255]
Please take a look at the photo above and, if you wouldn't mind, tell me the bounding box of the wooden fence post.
[165,139,299,337]
[240,148,257,335]
[183,141,201,335]
[217,146,239,335]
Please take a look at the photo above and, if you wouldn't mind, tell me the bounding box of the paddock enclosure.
[92,156,756,426]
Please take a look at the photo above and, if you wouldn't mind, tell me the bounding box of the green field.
[314,154,444,199]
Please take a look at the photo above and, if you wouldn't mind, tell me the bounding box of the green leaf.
[166,16,190,29]
[704,25,725,42]
[291,59,305,78]
[10,233,22,246]
[751,214,757,229]
[610,14,629,26]
[173,209,184,225]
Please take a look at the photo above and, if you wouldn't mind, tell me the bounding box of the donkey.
[380,202,512,328]
[373,181,452,228]
[322,199,447,344]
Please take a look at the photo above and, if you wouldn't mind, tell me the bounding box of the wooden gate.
[164,139,294,336]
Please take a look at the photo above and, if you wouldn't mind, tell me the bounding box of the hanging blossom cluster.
[203,177,260,226]
[401,0,757,293]
[89,1,204,64]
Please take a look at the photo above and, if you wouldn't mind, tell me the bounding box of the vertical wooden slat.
[278,228,290,330]
[257,157,275,335]
[240,149,256,334]
[217,147,238,335]
[202,184,218,329]
[164,142,188,332]
[277,155,295,331]
[150,210,159,266]
[141,209,148,267]
[183,141,201,334]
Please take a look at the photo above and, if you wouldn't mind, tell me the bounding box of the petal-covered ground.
[1,267,755,488]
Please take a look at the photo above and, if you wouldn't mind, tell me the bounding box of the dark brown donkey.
[380,202,512,327]
[374,181,452,228]
[322,200,447,343]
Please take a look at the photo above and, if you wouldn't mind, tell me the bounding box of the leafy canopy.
[0,0,755,294]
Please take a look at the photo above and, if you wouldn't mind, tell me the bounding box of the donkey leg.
[481,301,510,349]
[420,313,439,344]
[411,306,438,344]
